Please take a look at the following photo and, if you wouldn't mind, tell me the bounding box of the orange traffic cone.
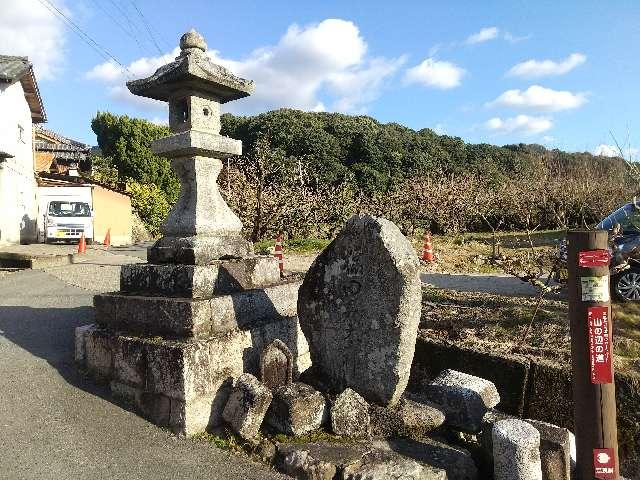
[103,228,111,247]
[78,233,87,254]
[421,232,434,262]
[274,234,284,274]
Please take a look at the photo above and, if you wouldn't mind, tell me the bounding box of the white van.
[44,200,94,244]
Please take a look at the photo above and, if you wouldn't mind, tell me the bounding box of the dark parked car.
[597,201,640,301]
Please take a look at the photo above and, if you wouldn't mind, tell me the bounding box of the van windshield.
[47,201,91,217]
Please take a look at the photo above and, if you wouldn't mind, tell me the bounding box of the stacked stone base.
[76,256,310,436]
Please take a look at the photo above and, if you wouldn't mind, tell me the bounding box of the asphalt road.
[0,268,286,480]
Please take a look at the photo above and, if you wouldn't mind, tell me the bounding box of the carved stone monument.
[298,214,421,407]
[260,339,293,390]
[75,30,311,436]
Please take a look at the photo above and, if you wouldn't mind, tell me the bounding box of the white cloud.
[404,58,465,89]
[542,135,556,143]
[503,32,531,43]
[433,123,446,135]
[484,115,553,136]
[594,144,639,159]
[487,85,587,112]
[465,27,499,45]
[0,0,68,80]
[507,53,586,78]
[86,19,404,115]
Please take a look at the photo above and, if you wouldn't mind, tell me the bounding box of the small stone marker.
[298,214,421,407]
[222,373,272,441]
[493,419,543,480]
[266,382,326,436]
[526,419,572,480]
[260,339,293,390]
[330,388,370,438]
[424,369,500,433]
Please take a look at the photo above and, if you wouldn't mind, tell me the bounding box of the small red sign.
[579,249,611,267]
[594,448,616,479]
[588,307,613,384]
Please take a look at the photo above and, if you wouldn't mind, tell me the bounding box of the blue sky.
[2,0,640,157]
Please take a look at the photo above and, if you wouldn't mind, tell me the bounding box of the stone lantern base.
[147,235,254,265]
[77,256,311,436]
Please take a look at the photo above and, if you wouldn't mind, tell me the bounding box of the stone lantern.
[127,29,255,264]
[77,31,307,437]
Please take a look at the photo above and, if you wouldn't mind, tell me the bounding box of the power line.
[89,0,147,56]
[108,0,149,49]
[126,0,165,56]
[36,0,133,77]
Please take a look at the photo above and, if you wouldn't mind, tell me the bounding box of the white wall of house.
[0,81,38,245]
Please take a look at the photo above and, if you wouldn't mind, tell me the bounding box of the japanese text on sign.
[579,249,611,268]
[593,448,616,479]
[581,276,610,302]
[588,306,613,384]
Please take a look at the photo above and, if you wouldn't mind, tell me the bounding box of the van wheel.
[613,267,640,302]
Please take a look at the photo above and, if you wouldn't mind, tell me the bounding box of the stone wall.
[409,334,640,474]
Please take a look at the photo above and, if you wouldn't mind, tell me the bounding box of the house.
[0,55,45,245]
[0,54,133,246]
[34,126,91,175]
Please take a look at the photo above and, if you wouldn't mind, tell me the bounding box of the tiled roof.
[0,55,30,82]
[34,126,89,149]
[0,55,46,123]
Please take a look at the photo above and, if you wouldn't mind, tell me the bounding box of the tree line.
[89,109,637,239]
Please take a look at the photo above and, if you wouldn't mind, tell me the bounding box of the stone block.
[493,419,542,480]
[84,326,114,380]
[147,234,253,265]
[110,380,143,407]
[369,397,445,439]
[526,419,571,480]
[298,214,421,407]
[276,441,370,480]
[222,374,272,441]
[424,369,500,433]
[74,324,94,364]
[266,382,326,436]
[94,281,300,337]
[151,129,242,158]
[144,336,244,401]
[342,449,447,480]
[330,388,370,438]
[410,336,530,416]
[479,409,517,477]
[113,336,146,387]
[373,438,477,480]
[120,257,280,298]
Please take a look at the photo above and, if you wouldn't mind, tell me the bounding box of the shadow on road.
[0,304,115,404]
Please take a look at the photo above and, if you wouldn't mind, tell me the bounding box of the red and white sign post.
[274,235,284,275]
[567,230,619,480]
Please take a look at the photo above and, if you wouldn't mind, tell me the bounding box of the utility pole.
[567,230,619,480]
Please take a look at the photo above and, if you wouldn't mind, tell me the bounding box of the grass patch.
[254,237,330,255]
[192,431,247,453]
[613,302,640,342]
[272,429,356,445]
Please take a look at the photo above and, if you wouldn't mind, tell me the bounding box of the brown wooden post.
[567,230,619,479]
